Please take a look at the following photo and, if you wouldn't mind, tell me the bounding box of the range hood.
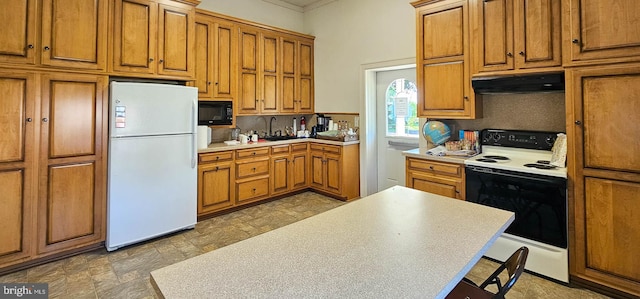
[471,73,565,94]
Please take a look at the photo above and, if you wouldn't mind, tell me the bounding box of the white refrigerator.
[107,82,198,251]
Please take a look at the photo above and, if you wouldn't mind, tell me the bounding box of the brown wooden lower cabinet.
[0,70,107,272]
[197,141,359,219]
[405,157,465,200]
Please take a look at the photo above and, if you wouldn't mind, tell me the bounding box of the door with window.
[376,68,418,191]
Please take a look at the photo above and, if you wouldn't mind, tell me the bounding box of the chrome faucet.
[269,116,277,136]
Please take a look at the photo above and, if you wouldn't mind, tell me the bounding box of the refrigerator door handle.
[191,99,197,169]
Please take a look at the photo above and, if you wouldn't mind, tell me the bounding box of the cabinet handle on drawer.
[252,188,256,193]
[252,167,256,172]
[252,152,256,156]
[215,166,219,171]
[429,166,434,170]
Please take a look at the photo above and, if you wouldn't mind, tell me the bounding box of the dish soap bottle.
[300,116,306,131]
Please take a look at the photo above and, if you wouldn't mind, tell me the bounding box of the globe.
[422,121,451,145]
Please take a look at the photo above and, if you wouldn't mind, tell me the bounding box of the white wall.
[304,0,416,113]
[197,0,305,32]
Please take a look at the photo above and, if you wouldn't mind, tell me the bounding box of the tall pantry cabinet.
[564,1,640,297]
[0,70,108,269]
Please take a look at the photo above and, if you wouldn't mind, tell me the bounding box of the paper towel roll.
[197,126,210,149]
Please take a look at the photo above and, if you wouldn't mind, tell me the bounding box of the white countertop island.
[151,186,514,298]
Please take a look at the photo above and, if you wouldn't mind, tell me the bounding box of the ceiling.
[278,0,325,8]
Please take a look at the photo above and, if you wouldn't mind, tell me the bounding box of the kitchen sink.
[263,135,298,141]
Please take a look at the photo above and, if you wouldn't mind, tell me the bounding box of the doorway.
[359,58,416,196]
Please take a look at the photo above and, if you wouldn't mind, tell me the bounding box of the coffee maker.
[316,114,329,132]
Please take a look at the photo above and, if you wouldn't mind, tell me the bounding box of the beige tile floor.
[0,192,610,299]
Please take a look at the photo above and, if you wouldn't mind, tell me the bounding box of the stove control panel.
[481,129,561,150]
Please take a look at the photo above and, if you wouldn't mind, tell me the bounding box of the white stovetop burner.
[465,146,567,178]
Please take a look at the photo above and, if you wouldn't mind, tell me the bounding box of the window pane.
[386,79,418,137]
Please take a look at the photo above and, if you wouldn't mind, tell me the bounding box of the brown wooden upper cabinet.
[280,36,314,114]
[563,0,640,66]
[0,0,107,71]
[112,0,196,79]
[195,12,238,101]
[413,0,481,119]
[472,0,561,73]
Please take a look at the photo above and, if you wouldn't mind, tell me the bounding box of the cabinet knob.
[252,188,256,193]
[429,166,434,170]
[27,44,34,49]
[572,39,580,44]
[159,59,164,64]
[215,82,219,85]
[463,96,469,101]
[575,120,582,125]
[26,118,33,122]
[506,52,513,57]
[215,166,219,171]
[42,118,48,122]
[252,167,256,172]
[519,51,525,56]
[149,58,154,62]
[43,46,50,51]
[252,152,256,155]
[207,81,212,85]
[216,156,220,160]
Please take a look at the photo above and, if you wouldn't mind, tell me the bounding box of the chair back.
[479,246,529,299]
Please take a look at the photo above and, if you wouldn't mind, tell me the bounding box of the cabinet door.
[564,0,640,65]
[291,152,308,189]
[575,178,640,296]
[238,26,259,114]
[271,155,290,194]
[476,0,514,72]
[514,0,561,69]
[573,67,640,172]
[407,171,460,199]
[41,0,107,70]
[38,73,107,254]
[157,3,194,77]
[198,162,234,215]
[417,0,478,119]
[325,152,341,195]
[261,32,279,113]
[213,18,237,100]
[112,0,156,74]
[298,40,314,113]
[310,152,325,189]
[0,0,37,65]
[281,37,297,113]
[194,18,213,98]
[0,71,36,266]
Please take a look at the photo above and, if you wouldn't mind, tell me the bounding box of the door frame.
[359,58,416,197]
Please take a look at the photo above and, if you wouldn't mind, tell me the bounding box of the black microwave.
[198,101,233,125]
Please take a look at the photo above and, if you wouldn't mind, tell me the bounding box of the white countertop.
[151,186,514,299]
[199,138,360,153]
[403,147,471,164]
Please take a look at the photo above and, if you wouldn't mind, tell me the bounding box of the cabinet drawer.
[291,143,308,152]
[236,147,269,159]
[199,151,233,164]
[271,144,290,155]
[236,177,269,203]
[407,158,462,177]
[310,143,341,154]
[236,159,270,178]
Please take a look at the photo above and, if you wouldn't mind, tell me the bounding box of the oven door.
[465,165,567,248]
